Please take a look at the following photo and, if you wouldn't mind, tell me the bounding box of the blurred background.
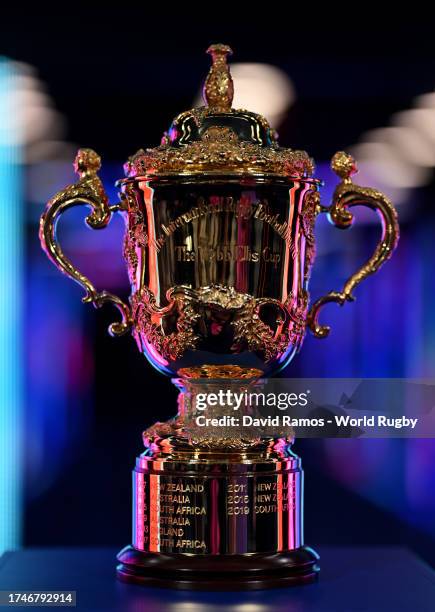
[0,11,434,566]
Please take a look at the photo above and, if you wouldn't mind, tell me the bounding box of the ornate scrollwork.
[178,365,263,379]
[285,290,309,348]
[132,284,308,364]
[230,288,308,361]
[131,287,201,362]
[230,297,287,362]
[39,148,132,337]
[126,136,314,179]
[307,152,400,338]
[301,191,320,283]
[122,184,147,285]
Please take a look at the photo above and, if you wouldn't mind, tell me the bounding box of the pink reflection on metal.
[281,183,298,303]
[149,474,159,552]
[140,180,159,299]
[133,471,145,550]
[210,478,220,554]
[235,192,255,295]
[143,337,170,370]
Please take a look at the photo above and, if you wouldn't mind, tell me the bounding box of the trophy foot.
[116,545,319,590]
[122,377,318,591]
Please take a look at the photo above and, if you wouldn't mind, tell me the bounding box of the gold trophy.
[39,44,399,589]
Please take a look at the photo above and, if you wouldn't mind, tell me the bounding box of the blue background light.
[0,58,23,554]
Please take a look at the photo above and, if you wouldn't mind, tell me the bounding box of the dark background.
[1,10,435,567]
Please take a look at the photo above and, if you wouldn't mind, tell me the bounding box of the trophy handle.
[307,151,399,339]
[39,148,132,337]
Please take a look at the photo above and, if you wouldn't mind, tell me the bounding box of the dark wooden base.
[116,545,320,590]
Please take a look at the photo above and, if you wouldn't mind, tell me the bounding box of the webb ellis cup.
[39,45,399,589]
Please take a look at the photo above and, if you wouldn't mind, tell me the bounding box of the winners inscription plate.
[133,459,302,554]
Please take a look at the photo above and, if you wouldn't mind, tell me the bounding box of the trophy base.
[119,374,320,590]
[116,545,319,590]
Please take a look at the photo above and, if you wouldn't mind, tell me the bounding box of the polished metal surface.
[38,43,400,581]
[133,437,303,554]
[122,176,318,375]
[39,47,399,379]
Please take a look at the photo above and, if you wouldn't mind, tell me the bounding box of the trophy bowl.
[39,44,399,590]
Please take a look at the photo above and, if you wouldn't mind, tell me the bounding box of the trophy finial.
[203,44,234,111]
[331,151,358,181]
[73,148,101,179]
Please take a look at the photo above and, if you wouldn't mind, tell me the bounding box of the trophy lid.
[124,44,314,179]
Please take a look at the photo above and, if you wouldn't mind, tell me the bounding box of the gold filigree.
[132,287,201,361]
[231,299,287,362]
[142,416,186,442]
[202,125,237,142]
[285,290,309,348]
[188,104,273,134]
[186,437,263,451]
[161,105,273,140]
[195,284,251,309]
[178,365,263,380]
[197,286,291,362]
[231,290,308,361]
[142,416,267,451]
[307,152,400,338]
[301,191,320,282]
[39,148,132,337]
[126,137,314,178]
[196,285,306,361]
[122,183,144,284]
[132,284,308,364]
[204,44,234,112]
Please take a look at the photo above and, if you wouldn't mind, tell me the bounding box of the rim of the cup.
[115,173,324,188]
